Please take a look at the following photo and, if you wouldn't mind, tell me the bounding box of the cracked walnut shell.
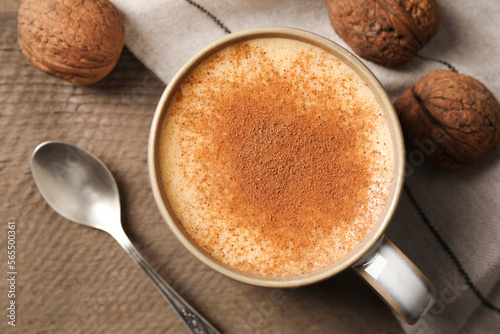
[18,0,125,85]
[326,0,440,67]
[395,70,500,171]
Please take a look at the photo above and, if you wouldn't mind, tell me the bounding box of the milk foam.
[159,38,393,277]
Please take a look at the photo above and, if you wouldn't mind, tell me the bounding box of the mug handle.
[352,235,436,324]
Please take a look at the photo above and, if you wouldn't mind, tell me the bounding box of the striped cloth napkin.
[110,0,500,333]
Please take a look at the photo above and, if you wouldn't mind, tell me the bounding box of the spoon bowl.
[31,141,221,334]
[31,141,120,232]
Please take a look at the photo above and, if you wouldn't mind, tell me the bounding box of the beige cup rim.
[148,27,405,288]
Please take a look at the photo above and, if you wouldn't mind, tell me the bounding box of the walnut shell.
[395,70,500,171]
[326,0,440,67]
[18,0,125,85]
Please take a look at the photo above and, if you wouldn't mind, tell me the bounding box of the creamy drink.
[158,37,393,277]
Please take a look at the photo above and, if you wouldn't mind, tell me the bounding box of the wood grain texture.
[0,13,402,334]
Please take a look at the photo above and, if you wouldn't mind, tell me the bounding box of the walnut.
[325,0,440,67]
[395,70,500,171]
[17,0,125,85]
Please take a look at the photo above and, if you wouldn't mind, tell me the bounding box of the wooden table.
[0,12,402,334]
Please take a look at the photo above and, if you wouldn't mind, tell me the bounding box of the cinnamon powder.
[160,39,392,276]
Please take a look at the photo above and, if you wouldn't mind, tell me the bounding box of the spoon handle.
[113,227,222,334]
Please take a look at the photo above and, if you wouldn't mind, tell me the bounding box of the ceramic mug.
[148,27,435,324]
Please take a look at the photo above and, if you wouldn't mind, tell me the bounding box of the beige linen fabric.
[0,0,20,13]
[110,0,500,332]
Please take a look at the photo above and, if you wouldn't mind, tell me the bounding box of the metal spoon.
[31,141,221,334]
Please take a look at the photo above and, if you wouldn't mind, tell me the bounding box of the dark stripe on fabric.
[183,0,232,34]
[404,184,500,313]
[416,54,458,72]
